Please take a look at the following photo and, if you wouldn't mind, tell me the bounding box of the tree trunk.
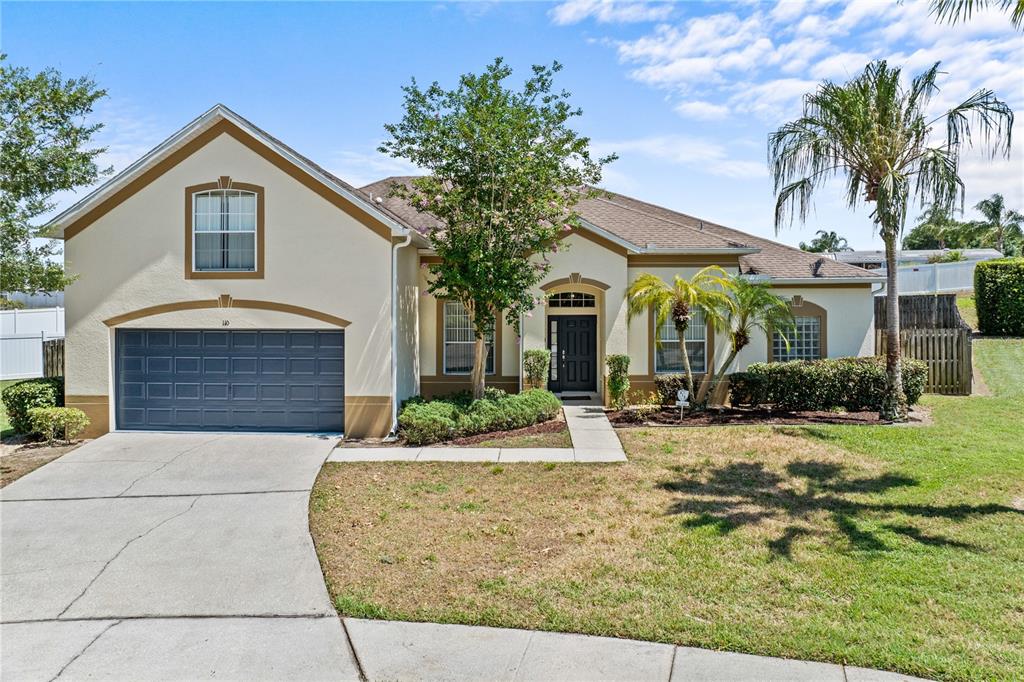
[702,346,740,406]
[676,324,696,405]
[880,234,908,422]
[470,335,487,400]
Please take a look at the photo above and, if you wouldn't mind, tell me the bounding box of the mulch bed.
[338,415,568,448]
[609,405,931,427]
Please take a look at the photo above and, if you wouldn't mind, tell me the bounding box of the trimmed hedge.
[653,374,688,405]
[28,407,90,445]
[729,357,928,412]
[2,377,64,434]
[399,388,561,445]
[606,354,630,410]
[975,258,1024,336]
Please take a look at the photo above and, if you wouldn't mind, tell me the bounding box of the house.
[49,105,882,439]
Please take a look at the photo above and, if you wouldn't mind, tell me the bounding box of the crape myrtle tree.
[770,60,1013,421]
[0,56,108,304]
[380,58,613,399]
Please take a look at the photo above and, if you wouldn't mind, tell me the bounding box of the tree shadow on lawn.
[659,459,1019,558]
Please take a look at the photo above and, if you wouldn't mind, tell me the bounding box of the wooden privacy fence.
[43,338,65,378]
[875,293,972,395]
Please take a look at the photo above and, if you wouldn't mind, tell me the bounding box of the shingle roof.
[359,177,878,281]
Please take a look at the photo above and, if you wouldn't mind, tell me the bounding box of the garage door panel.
[116,329,344,433]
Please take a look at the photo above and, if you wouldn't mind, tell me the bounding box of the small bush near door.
[606,354,630,409]
[523,349,552,389]
[729,356,928,412]
[399,388,561,445]
[975,258,1024,336]
[1,377,64,434]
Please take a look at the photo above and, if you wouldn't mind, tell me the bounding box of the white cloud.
[730,78,818,120]
[809,51,872,79]
[674,100,730,120]
[596,134,766,178]
[328,148,421,188]
[549,0,672,25]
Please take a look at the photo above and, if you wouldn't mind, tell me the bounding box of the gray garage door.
[116,329,344,432]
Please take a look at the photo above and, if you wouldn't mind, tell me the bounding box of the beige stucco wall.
[63,132,395,434]
[395,243,420,405]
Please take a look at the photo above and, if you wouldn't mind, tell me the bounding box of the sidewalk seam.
[339,618,369,682]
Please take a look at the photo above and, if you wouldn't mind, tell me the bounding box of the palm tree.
[973,193,1024,255]
[799,229,852,253]
[930,0,1024,28]
[769,60,1013,421]
[626,266,732,402]
[696,277,795,405]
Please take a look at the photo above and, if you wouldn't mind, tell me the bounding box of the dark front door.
[115,328,344,432]
[548,315,597,392]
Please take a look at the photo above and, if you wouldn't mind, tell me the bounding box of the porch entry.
[547,315,597,392]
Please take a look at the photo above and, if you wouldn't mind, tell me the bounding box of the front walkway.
[329,405,626,463]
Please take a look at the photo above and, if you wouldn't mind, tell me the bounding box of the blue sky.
[5,0,1022,250]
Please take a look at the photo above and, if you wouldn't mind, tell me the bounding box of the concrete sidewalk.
[330,404,627,463]
[340,619,932,682]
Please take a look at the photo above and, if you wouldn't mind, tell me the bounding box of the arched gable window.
[185,180,264,279]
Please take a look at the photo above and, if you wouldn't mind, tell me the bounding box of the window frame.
[184,179,265,280]
[441,299,496,376]
[652,306,710,375]
[768,299,827,362]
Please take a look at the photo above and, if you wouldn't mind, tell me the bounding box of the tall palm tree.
[696,277,795,405]
[973,193,1024,255]
[769,60,1013,421]
[799,229,852,253]
[626,266,732,401]
[930,0,1024,28]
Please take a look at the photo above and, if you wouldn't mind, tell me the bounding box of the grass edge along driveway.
[310,338,1024,682]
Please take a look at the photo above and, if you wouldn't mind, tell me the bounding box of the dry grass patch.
[311,414,1023,681]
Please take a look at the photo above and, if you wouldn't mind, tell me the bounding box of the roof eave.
[46,104,409,239]
[756,276,885,285]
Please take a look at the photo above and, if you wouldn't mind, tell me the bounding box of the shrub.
[975,258,1024,336]
[2,377,64,434]
[398,389,561,445]
[27,407,90,445]
[729,356,928,413]
[605,354,630,409]
[523,349,551,389]
[653,374,688,405]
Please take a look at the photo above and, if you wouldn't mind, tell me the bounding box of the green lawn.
[311,340,1024,681]
[956,294,978,329]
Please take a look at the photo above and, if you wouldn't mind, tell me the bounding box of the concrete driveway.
[1,432,361,681]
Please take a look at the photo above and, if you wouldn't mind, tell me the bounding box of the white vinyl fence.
[874,260,981,296]
[0,307,66,380]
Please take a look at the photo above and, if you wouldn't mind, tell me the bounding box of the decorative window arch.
[769,298,827,362]
[185,178,265,279]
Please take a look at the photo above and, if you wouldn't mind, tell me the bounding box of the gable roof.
[361,177,880,282]
[49,104,412,241]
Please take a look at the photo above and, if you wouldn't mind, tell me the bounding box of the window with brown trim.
[185,180,264,279]
[655,307,707,374]
[443,300,495,375]
[769,299,827,362]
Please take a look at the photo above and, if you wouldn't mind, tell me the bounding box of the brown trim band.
[540,274,611,291]
[345,396,393,438]
[63,118,394,242]
[569,227,630,256]
[102,297,351,328]
[65,394,110,439]
[184,179,266,280]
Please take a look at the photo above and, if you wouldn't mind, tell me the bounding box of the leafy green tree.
[769,61,1013,421]
[626,267,732,403]
[973,193,1023,256]
[1,56,108,302]
[799,229,852,253]
[902,204,981,250]
[380,59,612,399]
[696,276,794,405]
[930,0,1024,28]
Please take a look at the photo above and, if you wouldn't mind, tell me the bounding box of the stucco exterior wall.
[63,132,394,436]
[395,243,420,405]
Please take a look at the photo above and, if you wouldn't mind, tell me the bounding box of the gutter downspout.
[391,233,413,436]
